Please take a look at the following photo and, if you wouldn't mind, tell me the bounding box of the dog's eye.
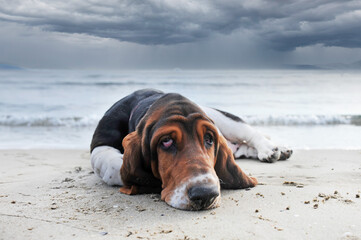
[204,133,214,147]
[161,137,174,149]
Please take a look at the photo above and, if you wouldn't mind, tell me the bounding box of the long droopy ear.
[119,131,161,195]
[215,136,258,189]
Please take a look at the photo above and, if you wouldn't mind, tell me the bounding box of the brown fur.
[119,94,257,200]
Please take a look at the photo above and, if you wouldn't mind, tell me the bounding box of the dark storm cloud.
[1,0,361,50]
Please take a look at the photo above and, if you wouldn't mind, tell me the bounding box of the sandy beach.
[0,149,360,240]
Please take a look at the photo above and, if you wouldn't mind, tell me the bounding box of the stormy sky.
[1,0,361,69]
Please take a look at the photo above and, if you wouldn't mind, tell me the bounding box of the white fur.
[168,172,220,210]
[234,144,258,159]
[201,106,282,162]
[91,146,123,186]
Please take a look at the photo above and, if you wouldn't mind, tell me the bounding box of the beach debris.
[334,190,338,195]
[135,206,146,212]
[11,200,16,204]
[99,232,108,236]
[274,226,283,231]
[313,204,318,209]
[281,192,285,195]
[356,194,360,198]
[256,193,264,198]
[62,177,74,183]
[258,215,272,222]
[149,194,161,202]
[286,206,290,210]
[283,181,304,188]
[74,166,82,173]
[50,202,58,210]
[210,211,216,215]
[304,201,310,204]
[159,229,172,234]
[255,209,259,213]
[126,231,133,237]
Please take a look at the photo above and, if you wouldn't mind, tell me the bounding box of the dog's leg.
[91,146,123,186]
[226,141,258,159]
[202,106,292,162]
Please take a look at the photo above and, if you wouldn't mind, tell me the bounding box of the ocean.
[0,69,360,150]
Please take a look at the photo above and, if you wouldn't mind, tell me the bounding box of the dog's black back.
[91,89,164,153]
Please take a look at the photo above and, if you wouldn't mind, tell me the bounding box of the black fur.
[91,89,235,154]
[214,108,245,123]
[90,89,163,152]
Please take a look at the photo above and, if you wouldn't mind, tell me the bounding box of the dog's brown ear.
[119,131,161,195]
[215,136,258,189]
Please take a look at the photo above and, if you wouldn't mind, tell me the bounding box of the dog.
[90,89,292,210]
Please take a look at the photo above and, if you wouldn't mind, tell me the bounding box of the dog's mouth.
[188,195,221,211]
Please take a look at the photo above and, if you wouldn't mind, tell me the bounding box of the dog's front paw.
[279,147,293,160]
[257,147,281,163]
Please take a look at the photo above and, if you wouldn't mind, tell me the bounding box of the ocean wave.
[0,114,360,127]
[243,115,361,126]
[0,115,99,127]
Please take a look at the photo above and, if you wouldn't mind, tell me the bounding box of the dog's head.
[119,94,257,210]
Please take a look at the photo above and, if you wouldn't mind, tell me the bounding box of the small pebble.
[318,193,326,198]
[356,194,360,198]
[313,204,318,209]
[99,232,108,236]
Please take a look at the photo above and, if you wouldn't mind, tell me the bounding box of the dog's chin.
[166,196,221,211]
[191,196,221,211]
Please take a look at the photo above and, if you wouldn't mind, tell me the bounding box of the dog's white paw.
[257,145,281,163]
[91,146,124,186]
[278,146,293,160]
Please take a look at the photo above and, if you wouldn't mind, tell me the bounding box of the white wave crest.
[243,115,359,126]
[0,115,99,127]
[0,114,360,127]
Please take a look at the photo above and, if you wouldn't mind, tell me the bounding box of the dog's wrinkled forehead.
[139,94,215,144]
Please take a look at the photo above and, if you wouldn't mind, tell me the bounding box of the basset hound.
[90,89,292,210]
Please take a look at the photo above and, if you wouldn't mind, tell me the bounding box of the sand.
[0,149,360,240]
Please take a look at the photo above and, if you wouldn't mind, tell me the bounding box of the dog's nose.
[188,186,219,210]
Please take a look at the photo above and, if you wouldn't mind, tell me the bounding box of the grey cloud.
[0,0,361,50]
